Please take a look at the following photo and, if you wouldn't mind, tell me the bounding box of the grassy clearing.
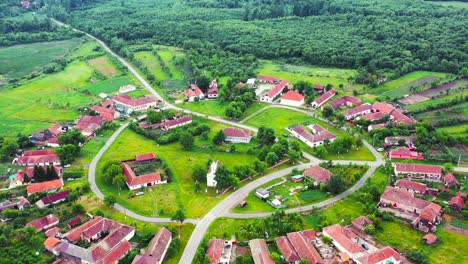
[135,51,169,80]
[96,120,268,218]
[437,124,468,137]
[415,102,468,120]
[406,90,468,112]
[369,71,449,95]
[180,100,268,119]
[157,49,184,79]
[80,75,135,95]
[127,89,150,98]
[259,60,361,93]
[0,39,81,80]
[430,1,468,9]
[89,56,119,77]
[0,60,96,136]
[68,41,104,60]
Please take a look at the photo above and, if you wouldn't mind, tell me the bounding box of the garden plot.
[398,94,429,105]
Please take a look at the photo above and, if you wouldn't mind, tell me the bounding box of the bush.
[63,170,84,179]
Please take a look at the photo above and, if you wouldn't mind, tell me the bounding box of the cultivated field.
[89,56,119,77]
[0,39,81,80]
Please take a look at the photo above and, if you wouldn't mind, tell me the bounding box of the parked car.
[361,243,369,250]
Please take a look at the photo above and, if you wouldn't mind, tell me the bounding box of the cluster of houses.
[36,214,172,264]
[377,163,466,233]
[206,216,402,264]
[289,124,336,148]
[122,153,167,190]
[383,136,424,160]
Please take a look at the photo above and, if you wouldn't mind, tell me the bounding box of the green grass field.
[430,1,468,9]
[259,60,361,94]
[89,56,121,77]
[180,100,268,119]
[80,75,136,95]
[0,39,82,80]
[437,124,468,137]
[126,89,149,98]
[95,121,266,218]
[0,60,97,136]
[369,71,449,96]
[135,51,170,80]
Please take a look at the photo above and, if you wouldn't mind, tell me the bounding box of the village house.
[394,163,442,180]
[207,79,219,99]
[303,165,333,186]
[45,227,61,238]
[35,190,70,208]
[119,84,137,94]
[160,116,193,131]
[367,123,386,132]
[395,180,427,194]
[422,233,438,245]
[372,102,413,125]
[387,146,424,160]
[76,115,105,139]
[313,84,325,93]
[384,136,416,148]
[449,195,464,211]
[257,75,279,84]
[330,96,362,110]
[27,178,64,196]
[184,84,205,102]
[290,124,336,148]
[13,149,61,166]
[261,80,289,102]
[15,165,62,186]
[322,224,365,261]
[311,89,336,108]
[351,216,374,231]
[357,247,401,264]
[343,104,372,120]
[132,227,172,264]
[206,239,232,264]
[113,94,157,113]
[26,214,59,232]
[285,231,323,264]
[91,105,120,121]
[30,123,66,147]
[443,173,460,189]
[280,90,305,107]
[44,237,62,255]
[54,217,135,263]
[0,196,29,212]
[223,127,252,143]
[207,160,221,188]
[357,112,386,122]
[249,239,275,264]
[275,236,300,264]
[246,78,256,88]
[122,154,166,190]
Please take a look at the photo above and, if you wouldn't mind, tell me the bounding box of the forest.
[13,0,463,79]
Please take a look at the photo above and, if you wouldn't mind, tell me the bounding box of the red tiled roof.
[206,239,224,264]
[395,163,442,175]
[314,84,325,90]
[395,180,427,193]
[266,80,288,98]
[44,237,61,249]
[48,124,62,135]
[27,179,63,195]
[92,225,134,262]
[17,154,60,166]
[351,216,374,230]
[330,96,362,108]
[343,104,372,117]
[372,102,394,114]
[292,126,336,144]
[359,111,385,121]
[24,165,60,178]
[113,94,156,107]
[313,89,336,106]
[420,202,442,222]
[92,106,118,121]
[222,128,251,138]
[449,196,464,209]
[40,190,70,206]
[281,90,304,102]
[391,109,414,125]
[444,173,460,186]
[249,239,275,264]
[68,217,81,228]
[359,246,401,264]
[423,234,437,244]
[300,229,316,240]
[135,153,156,162]
[45,227,61,237]
[101,99,114,108]
[26,214,59,231]
[98,240,131,264]
[208,80,218,95]
[145,227,172,261]
[122,163,161,187]
[380,186,429,210]
[304,165,333,183]
[23,149,56,156]
[64,216,104,242]
[160,116,192,129]
[258,75,279,82]
[286,231,323,264]
[236,82,245,87]
[275,236,300,263]
[322,224,363,254]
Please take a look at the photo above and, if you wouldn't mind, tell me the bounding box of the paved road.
[52,19,388,263]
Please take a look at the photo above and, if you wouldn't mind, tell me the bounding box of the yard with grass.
[437,124,468,137]
[0,39,82,80]
[80,75,138,95]
[369,71,449,96]
[259,60,362,94]
[180,100,268,119]
[95,119,271,218]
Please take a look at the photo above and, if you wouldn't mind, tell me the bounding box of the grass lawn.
[157,49,184,79]
[437,124,468,137]
[135,51,170,80]
[96,120,267,218]
[80,75,136,95]
[368,71,449,95]
[259,60,361,94]
[0,60,97,136]
[406,90,468,112]
[89,56,120,77]
[127,89,150,98]
[69,41,105,60]
[180,100,268,119]
[0,39,82,80]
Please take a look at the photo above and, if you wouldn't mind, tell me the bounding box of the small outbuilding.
[256,188,270,199]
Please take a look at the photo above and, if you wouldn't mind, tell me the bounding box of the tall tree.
[171,206,186,238]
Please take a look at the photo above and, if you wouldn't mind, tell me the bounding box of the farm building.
[76,115,105,138]
[357,112,385,121]
[35,190,70,208]
[449,195,464,211]
[367,123,386,132]
[290,124,336,148]
[122,162,165,190]
[223,128,252,143]
[357,247,401,264]
[132,227,172,264]
[280,90,305,107]
[26,179,64,196]
[261,80,288,102]
[395,180,427,194]
[303,165,333,185]
[322,224,365,260]
[113,94,157,113]
[30,123,66,148]
[13,149,61,166]
[443,173,460,189]
[206,239,232,264]
[257,75,279,84]
[313,84,325,93]
[394,163,442,180]
[387,147,424,160]
[26,214,59,232]
[285,231,323,264]
[91,105,120,121]
[343,104,372,120]
[160,116,192,130]
[255,188,270,199]
[351,216,374,231]
[330,96,362,109]
[384,136,416,147]
[0,196,29,212]
[311,89,336,108]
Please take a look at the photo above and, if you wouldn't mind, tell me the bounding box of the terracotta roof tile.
[27,179,63,195]
[323,224,363,254]
[358,246,401,264]
[304,165,333,183]
[286,231,323,263]
[281,90,304,102]
[395,163,442,175]
[275,236,300,263]
[223,128,251,138]
[395,180,427,193]
[249,239,275,264]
